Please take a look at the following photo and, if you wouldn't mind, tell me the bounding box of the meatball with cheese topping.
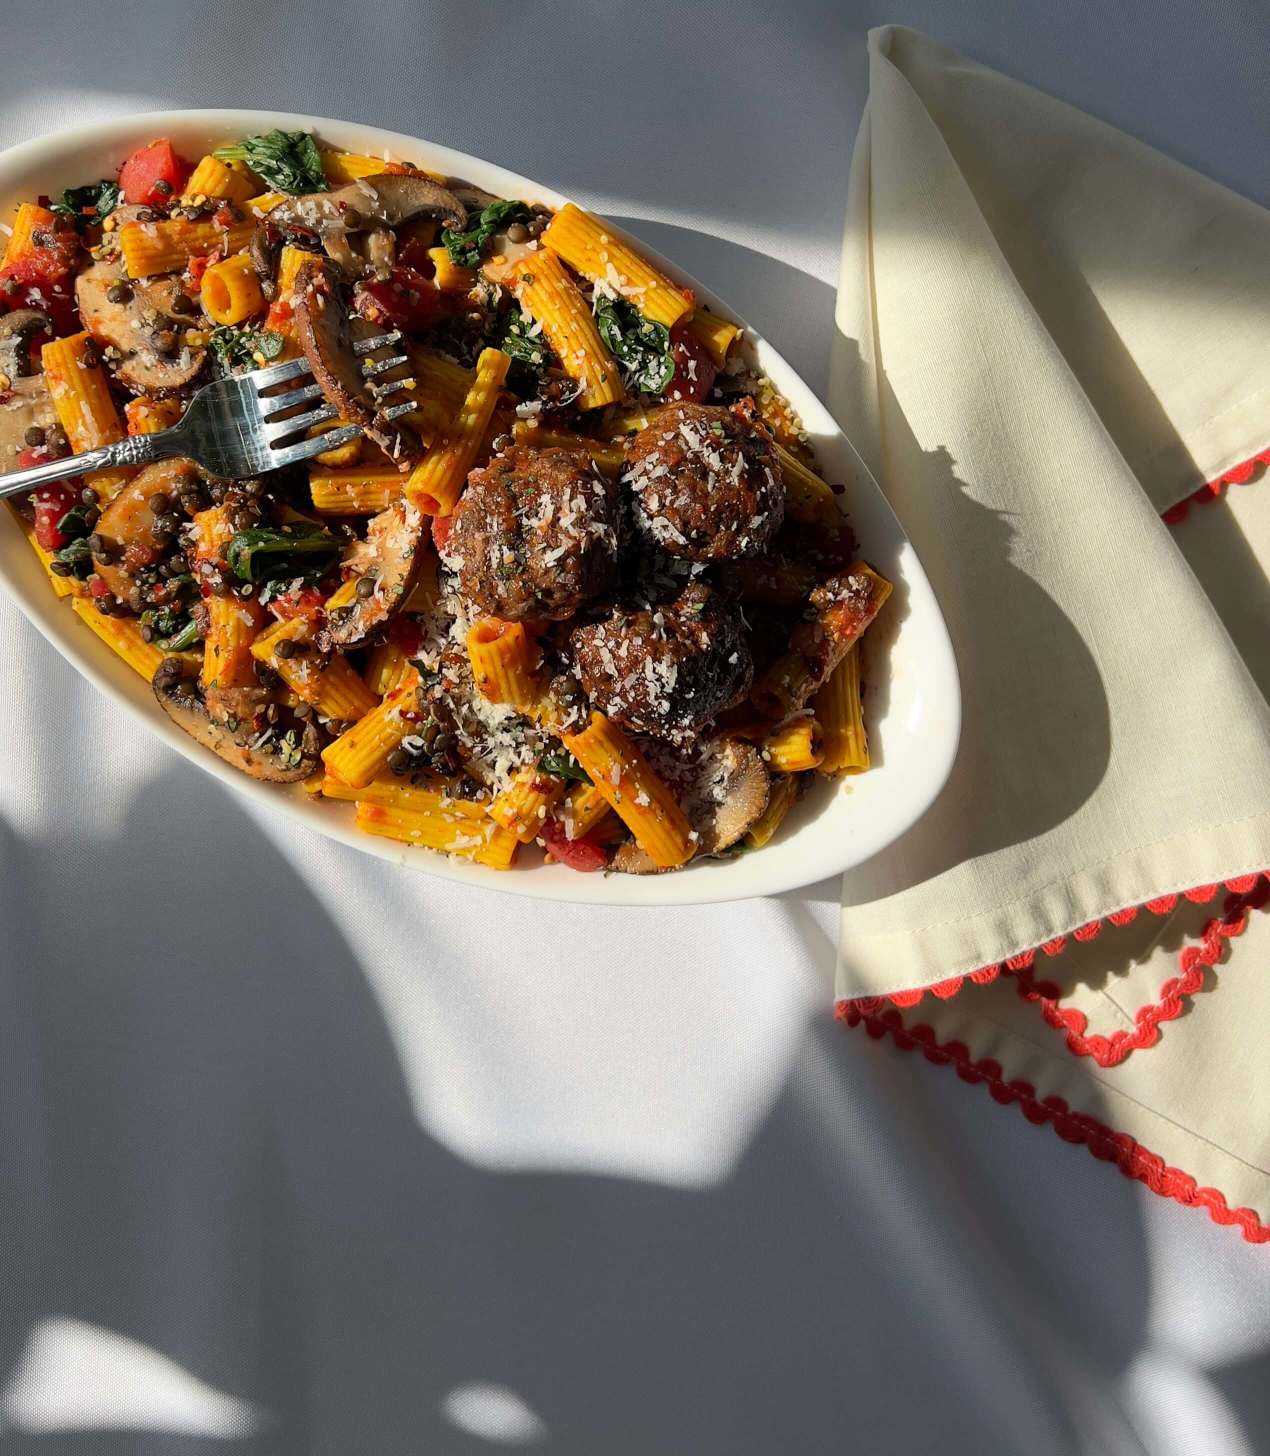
[570,582,752,743]
[440,444,621,621]
[623,399,783,562]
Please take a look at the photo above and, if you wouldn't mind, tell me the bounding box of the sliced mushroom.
[0,374,56,465]
[153,656,319,783]
[249,223,283,296]
[611,738,770,874]
[292,258,420,468]
[268,175,467,235]
[92,458,203,599]
[75,259,206,393]
[0,309,51,381]
[322,498,426,648]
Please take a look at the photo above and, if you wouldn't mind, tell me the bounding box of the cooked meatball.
[570,583,752,742]
[441,445,621,621]
[623,400,783,561]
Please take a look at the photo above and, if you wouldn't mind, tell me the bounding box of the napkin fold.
[829,27,1270,1238]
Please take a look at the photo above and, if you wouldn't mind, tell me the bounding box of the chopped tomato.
[388,615,423,656]
[668,325,717,403]
[430,512,454,553]
[87,574,111,599]
[185,254,212,292]
[29,478,81,550]
[268,584,326,621]
[355,267,445,334]
[395,234,436,275]
[0,219,81,335]
[540,817,611,872]
[118,138,191,208]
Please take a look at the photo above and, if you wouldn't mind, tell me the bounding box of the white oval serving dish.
[0,109,959,904]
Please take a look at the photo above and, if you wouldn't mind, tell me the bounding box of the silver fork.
[0,331,413,500]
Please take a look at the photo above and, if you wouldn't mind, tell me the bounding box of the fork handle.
[0,429,177,501]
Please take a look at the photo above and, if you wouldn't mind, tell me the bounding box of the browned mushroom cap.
[0,309,51,380]
[322,499,427,649]
[292,258,420,468]
[153,656,320,782]
[611,738,770,874]
[0,375,57,465]
[91,458,203,600]
[75,259,205,393]
[267,174,467,237]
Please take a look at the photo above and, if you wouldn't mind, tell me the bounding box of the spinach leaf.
[213,130,328,195]
[225,524,340,586]
[442,198,532,269]
[51,179,120,231]
[50,536,92,579]
[209,325,286,374]
[496,305,555,373]
[593,293,673,394]
[539,750,591,785]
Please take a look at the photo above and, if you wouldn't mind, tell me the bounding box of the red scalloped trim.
[835,1001,1270,1245]
[1009,875,1269,1065]
[848,872,1268,1021]
[1162,446,1268,524]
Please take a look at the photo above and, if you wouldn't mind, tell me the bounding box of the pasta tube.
[815,645,869,773]
[125,396,184,435]
[355,800,519,869]
[466,618,540,709]
[541,203,692,327]
[777,444,840,528]
[322,672,422,788]
[562,711,694,869]
[320,149,389,185]
[405,345,473,435]
[427,246,476,294]
[41,333,132,500]
[309,466,402,515]
[363,638,414,696]
[182,155,257,204]
[202,595,265,692]
[119,215,254,278]
[763,717,825,773]
[686,309,741,366]
[405,346,509,516]
[511,420,624,475]
[3,202,58,265]
[745,774,799,849]
[200,252,266,325]
[505,251,623,410]
[557,780,614,841]
[250,609,377,723]
[71,598,169,680]
[487,764,566,843]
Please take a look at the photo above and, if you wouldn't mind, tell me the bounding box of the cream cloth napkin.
[830,27,1270,1232]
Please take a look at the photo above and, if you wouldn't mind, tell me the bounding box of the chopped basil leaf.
[593,294,673,394]
[213,130,327,195]
[441,198,532,269]
[51,179,120,231]
[225,524,340,585]
[55,503,94,540]
[50,536,92,578]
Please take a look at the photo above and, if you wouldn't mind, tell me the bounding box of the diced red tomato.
[29,478,81,550]
[355,267,445,334]
[430,512,454,553]
[185,254,212,292]
[387,615,423,656]
[668,325,717,403]
[118,138,191,208]
[268,584,326,621]
[540,817,611,872]
[0,220,81,335]
[87,574,111,599]
[395,234,436,275]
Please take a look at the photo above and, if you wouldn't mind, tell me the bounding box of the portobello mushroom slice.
[91,458,203,600]
[267,174,467,238]
[292,258,420,467]
[153,656,319,783]
[611,738,770,874]
[322,498,426,649]
[75,259,205,393]
[0,374,57,466]
[0,308,51,382]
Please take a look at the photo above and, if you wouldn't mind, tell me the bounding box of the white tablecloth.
[2,3,1268,1450]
